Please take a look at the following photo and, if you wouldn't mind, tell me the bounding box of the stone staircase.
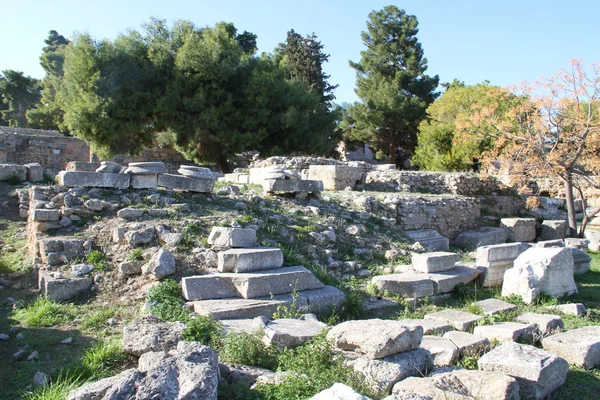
[182,227,346,320]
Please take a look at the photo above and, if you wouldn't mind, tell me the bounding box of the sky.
[2,0,600,104]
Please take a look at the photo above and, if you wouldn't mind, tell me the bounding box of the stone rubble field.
[0,159,600,399]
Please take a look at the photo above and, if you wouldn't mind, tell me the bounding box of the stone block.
[262,318,328,350]
[217,248,284,273]
[0,164,27,181]
[291,286,346,315]
[478,342,569,399]
[24,163,44,182]
[193,298,290,320]
[307,165,364,190]
[117,208,144,219]
[564,238,589,250]
[395,319,452,335]
[476,242,531,287]
[500,218,536,242]
[181,274,238,301]
[31,209,60,222]
[327,319,423,359]
[475,298,518,315]
[443,331,491,357]
[57,171,130,189]
[542,326,600,369]
[404,229,449,251]
[534,239,565,248]
[309,383,370,400]
[419,335,458,367]
[428,265,480,295]
[425,310,483,332]
[130,174,157,189]
[39,273,92,302]
[230,266,324,299]
[545,303,587,316]
[412,252,460,273]
[263,179,323,193]
[65,161,100,172]
[157,173,214,193]
[516,313,563,336]
[371,273,434,299]
[570,247,592,274]
[96,161,122,173]
[453,227,508,251]
[474,322,535,343]
[540,220,567,240]
[207,227,257,248]
[501,247,577,304]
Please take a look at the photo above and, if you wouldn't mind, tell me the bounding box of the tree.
[27,30,70,130]
[413,81,517,171]
[342,6,439,165]
[456,60,600,237]
[0,70,41,127]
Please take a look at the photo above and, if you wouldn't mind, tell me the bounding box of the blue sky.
[2,0,599,104]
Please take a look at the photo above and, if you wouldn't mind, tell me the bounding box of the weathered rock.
[208,227,257,248]
[142,248,176,280]
[85,199,108,212]
[570,247,592,274]
[412,252,460,273]
[262,318,328,350]
[564,238,590,250]
[177,165,214,180]
[25,163,44,182]
[475,298,517,316]
[545,303,587,316]
[516,313,563,337]
[219,363,275,386]
[476,242,530,287]
[405,229,450,251]
[391,368,520,400]
[371,273,434,298]
[118,208,144,219]
[95,161,122,173]
[501,247,577,304]
[125,226,155,246]
[307,165,364,191]
[478,342,569,399]
[263,179,323,193]
[420,335,459,367]
[71,263,94,276]
[443,331,491,357]
[394,319,452,335]
[39,273,92,302]
[425,310,483,332]
[125,161,168,174]
[428,266,480,295]
[327,319,423,359]
[119,261,142,275]
[309,383,371,400]
[473,322,535,344]
[454,227,508,251]
[542,326,600,369]
[500,218,536,242]
[0,164,26,182]
[350,349,433,392]
[122,315,185,356]
[158,173,214,193]
[217,248,284,273]
[182,274,238,301]
[540,220,567,240]
[58,171,130,189]
[533,239,565,248]
[33,371,50,387]
[31,209,60,222]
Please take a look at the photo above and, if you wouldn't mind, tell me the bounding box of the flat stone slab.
[208,227,257,248]
[542,326,600,369]
[500,218,537,242]
[282,285,346,315]
[419,335,458,367]
[230,266,324,299]
[181,274,238,301]
[428,265,480,295]
[371,273,434,298]
[219,319,261,334]
[545,303,587,316]
[39,273,92,302]
[262,318,328,350]
[217,248,284,273]
[157,174,214,193]
[263,179,323,193]
[307,165,364,190]
[405,229,450,251]
[474,322,535,343]
[478,342,569,400]
[192,298,290,320]
[425,310,483,332]
[327,319,423,359]
[516,313,564,336]
[475,298,517,315]
[57,171,130,189]
[453,227,508,251]
[443,331,491,357]
[130,174,157,189]
[395,319,452,335]
[412,252,460,273]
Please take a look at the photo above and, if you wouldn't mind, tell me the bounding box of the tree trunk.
[206,142,231,173]
[564,173,578,237]
[388,141,397,166]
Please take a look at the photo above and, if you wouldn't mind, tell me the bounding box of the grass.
[12,297,77,327]
[80,339,132,378]
[220,331,279,370]
[85,250,109,271]
[0,224,28,274]
[81,308,118,331]
[22,371,88,400]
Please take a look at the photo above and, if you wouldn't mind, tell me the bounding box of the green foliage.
[22,371,87,400]
[272,288,303,320]
[218,382,266,400]
[220,331,278,370]
[0,69,42,127]
[81,339,131,378]
[85,250,108,271]
[342,5,439,164]
[145,279,187,322]
[12,297,77,327]
[128,248,144,262]
[182,316,224,348]
[82,308,117,330]
[7,173,23,185]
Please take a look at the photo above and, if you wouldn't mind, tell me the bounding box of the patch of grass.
[235,215,254,226]
[0,225,28,274]
[549,366,600,400]
[85,250,109,271]
[12,297,77,327]
[220,331,278,370]
[81,339,131,378]
[182,315,223,348]
[128,248,144,262]
[22,371,87,400]
[82,308,117,331]
[218,382,266,400]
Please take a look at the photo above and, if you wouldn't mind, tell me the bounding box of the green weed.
[220,331,278,370]
[22,371,87,400]
[182,316,224,348]
[81,339,131,378]
[85,250,109,271]
[128,248,144,262]
[145,279,187,322]
[82,308,117,331]
[12,297,77,327]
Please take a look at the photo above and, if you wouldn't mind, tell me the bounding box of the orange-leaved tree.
[455,60,600,237]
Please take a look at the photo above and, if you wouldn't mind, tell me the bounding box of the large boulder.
[326,319,423,359]
[122,316,185,356]
[501,247,577,304]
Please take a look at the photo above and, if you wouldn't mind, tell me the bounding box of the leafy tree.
[456,60,600,237]
[27,30,70,130]
[0,70,41,127]
[342,5,439,165]
[413,81,517,171]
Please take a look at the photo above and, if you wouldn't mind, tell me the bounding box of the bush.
[182,315,223,348]
[85,250,108,271]
[12,297,77,327]
[220,331,278,370]
[145,279,187,322]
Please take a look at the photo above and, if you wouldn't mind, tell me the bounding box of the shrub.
[182,315,224,348]
[128,248,144,262]
[145,279,187,322]
[12,297,77,327]
[220,331,278,370]
[85,250,108,271]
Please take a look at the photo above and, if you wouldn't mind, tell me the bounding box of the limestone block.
[326,319,423,359]
[124,161,168,174]
[404,229,449,251]
[419,335,458,367]
[65,161,100,172]
[230,266,324,299]
[130,174,157,189]
[412,252,460,273]
[24,163,44,182]
[453,227,508,251]
[516,313,563,336]
[262,318,328,350]
[394,319,452,335]
[443,331,491,357]
[475,298,518,315]
[476,242,531,287]
[31,209,60,222]
[181,275,238,301]
[501,247,577,304]
[39,273,92,302]
[58,171,130,189]
[122,315,185,356]
[534,239,565,248]
[142,248,176,280]
[371,273,434,298]
[564,238,589,250]
[0,164,26,181]
[570,247,591,274]
[157,173,214,193]
[500,218,536,242]
[425,310,483,332]
[217,248,284,273]
[307,165,364,190]
[117,208,144,219]
[263,179,323,193]
[542,326,600,369]
[290,286,346,315]
[540,220,567,240]
[473,322,535,343]
[478,342,569,399]
[193,298,290,320]
[545,303,587,316]
[95,161,121,173]
[207,227,257,248]
[428,265,480,295]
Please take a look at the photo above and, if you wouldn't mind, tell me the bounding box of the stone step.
[412,252,460,273]
[232,266,324,299]
[181,274,238,301]
[217,247,284,273]
[208,227,257,248]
